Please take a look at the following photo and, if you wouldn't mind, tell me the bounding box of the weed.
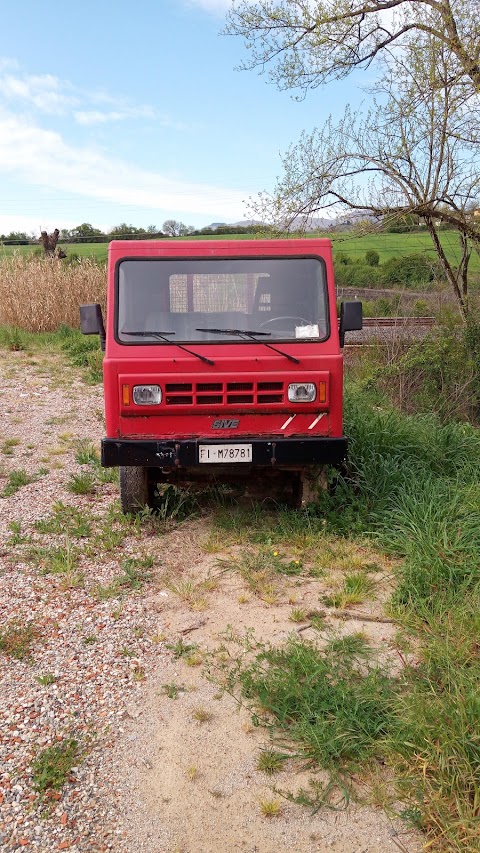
[36,673,56,686]
[324,573,376,609]
[167,575,217,610]
[2,468,32,496]
[31,738,79,797]
[222,549,281,601]
[83,635,97,645]
[74,439,99,465]
[1,437,20,455]
[305,611,326,631]
[133,665,146,681]
[120,646,135,657]
[96,464,118,484]
[260,390,480,847]
[166,638,199,659]
[46,415,75,426]
[201,530,231,554]
[93,556,153,600]
[121,555,153,586]
[289,608,307,623]
[32,541,80,575]
[4,327,26,350]
[185,765,199,781]
[0,621,38,661]
[282,777,350,813]
[225,633,395,778]
[274,556,303,576]
[259,798,282,817]
[62,334,104,383]
[59,570,85,590]
[7,520,29,546]
[184,651,203,666]
[89,511,126,553]
[35,502,92,538]
[67,471,96,495]
[191,707,213,723]
[155,484,198,521]
[162,682,183,699]
[256,750,287,775]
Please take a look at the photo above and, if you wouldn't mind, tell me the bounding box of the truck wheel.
[119,466,152,514]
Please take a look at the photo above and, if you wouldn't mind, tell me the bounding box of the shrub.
[365,249,380,267]
[382,253,441,287]
[335,251,353,265]
[333,263,383,288]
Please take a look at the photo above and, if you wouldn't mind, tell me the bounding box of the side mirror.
[339,301,363,347]
[80,303,106,352]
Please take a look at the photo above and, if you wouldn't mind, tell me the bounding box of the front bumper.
[102,437,347,468]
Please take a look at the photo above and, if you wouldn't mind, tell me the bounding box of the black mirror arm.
[98,316,106,352]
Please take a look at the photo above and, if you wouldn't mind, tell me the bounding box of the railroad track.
[345,316,436,347]
[362,316,436,327]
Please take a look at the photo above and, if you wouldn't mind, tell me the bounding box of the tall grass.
[0,255,105,331]
[226,391,480,850]
[318,398,480,848]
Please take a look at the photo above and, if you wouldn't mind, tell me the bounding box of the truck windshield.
[116,256,329,344]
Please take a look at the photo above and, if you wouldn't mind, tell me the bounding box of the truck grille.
[164,380,284,406]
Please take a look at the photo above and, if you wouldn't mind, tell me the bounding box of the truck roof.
[108,238,333,260]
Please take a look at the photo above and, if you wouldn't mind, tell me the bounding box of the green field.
[1,230,478,271]
[330,230,480,270]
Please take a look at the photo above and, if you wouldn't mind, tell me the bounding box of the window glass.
[117,257,329,343]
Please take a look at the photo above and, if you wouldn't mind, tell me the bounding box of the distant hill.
[211,217,336,231]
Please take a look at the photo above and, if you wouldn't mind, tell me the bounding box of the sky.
[0,0,361,237]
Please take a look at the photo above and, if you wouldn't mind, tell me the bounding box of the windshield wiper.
[122,331,214,366]
[195,328,300,364]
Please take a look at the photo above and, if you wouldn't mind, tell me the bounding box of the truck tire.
[119,466,152,514]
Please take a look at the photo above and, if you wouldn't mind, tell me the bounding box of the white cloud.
[0,61,159,125]
[74,106,156,125]
[0,110,247,220]
[0,72,76,114]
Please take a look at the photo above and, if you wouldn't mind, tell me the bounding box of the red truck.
[80,238,362,511]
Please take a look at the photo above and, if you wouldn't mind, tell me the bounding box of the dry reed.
[0,255,106,332]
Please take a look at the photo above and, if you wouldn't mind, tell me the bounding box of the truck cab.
[80,238,362,511]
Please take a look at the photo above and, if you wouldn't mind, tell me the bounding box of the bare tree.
[226,0,480,95]
[249,38,480,319]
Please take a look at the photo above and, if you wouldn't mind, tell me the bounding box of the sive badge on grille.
[212,419,240,429]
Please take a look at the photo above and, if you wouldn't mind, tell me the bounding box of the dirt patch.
[109,533,421,853]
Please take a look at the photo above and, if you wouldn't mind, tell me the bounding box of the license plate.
[199,444,252,463]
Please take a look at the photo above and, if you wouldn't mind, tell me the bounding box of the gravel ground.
[0,350,168,851]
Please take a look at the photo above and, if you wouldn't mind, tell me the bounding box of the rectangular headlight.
[132,384,162,405]
[288,382,316,403]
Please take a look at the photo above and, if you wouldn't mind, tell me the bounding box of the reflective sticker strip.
[308,414,326,430]
[280,415,296,430]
